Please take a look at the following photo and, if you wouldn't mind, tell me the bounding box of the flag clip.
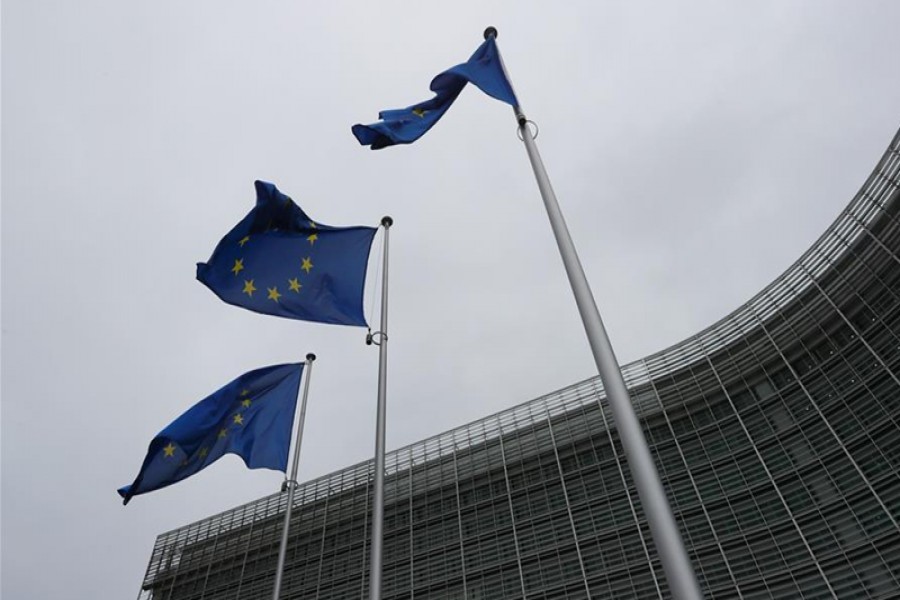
[366,331,388,347]
[517,119,539,141]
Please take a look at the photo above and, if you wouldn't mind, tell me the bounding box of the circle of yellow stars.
[232,221,319,304]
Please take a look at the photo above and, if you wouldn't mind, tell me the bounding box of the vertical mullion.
[696,336,838,599]
[748,292,900,533]
[543,404,591,597]
[589,379,664,598]
[643,361,742,597]
[497,417,527,599]
[451,441,469,599]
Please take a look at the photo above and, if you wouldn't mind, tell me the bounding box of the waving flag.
[352,37,518,149]
[197,181,377,326]
[118,363,304,504]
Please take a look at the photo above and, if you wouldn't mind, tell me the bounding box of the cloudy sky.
[4,2,900,598]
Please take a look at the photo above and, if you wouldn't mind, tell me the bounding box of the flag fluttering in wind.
[197,181,377,327]
[117,363,304,505]
[352,37,518,149]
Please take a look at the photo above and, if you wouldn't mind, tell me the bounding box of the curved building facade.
[138,127,900,599]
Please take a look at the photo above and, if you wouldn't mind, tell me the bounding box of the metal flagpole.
[367,216,393,600]
[485,27,704,600]
[271,352,316,600]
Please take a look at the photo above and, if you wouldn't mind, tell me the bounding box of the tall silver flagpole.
[485,27,704,600]
[271,353,316,600]
[367,216,393,600]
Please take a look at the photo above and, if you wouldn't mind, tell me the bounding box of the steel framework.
[139,128,900,599]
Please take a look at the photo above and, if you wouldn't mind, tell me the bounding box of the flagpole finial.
[306,353,316,362]
[381,216,393,228]
[484,26,498,40]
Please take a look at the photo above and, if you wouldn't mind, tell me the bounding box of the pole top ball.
[483,27,498,40]
[381,216,393,227]
[306,353,316,362]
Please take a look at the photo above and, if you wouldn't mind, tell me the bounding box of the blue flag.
[197,181,377,327]
[352,37,518,149]
[118,363,304,504]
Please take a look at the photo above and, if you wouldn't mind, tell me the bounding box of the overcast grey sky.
[4,2,900,598]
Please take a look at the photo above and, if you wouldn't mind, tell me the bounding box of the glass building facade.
[138,128,900,599]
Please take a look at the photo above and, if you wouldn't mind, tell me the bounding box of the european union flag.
[352,37,518,149]
[197,181,377,327]
[118,363,304,505]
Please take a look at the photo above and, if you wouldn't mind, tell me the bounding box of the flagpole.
[485,27,704,600]
[367,216,392,600]
[271,353,316,600]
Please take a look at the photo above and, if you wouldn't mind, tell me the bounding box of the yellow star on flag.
[288,278,302,293]
[231,258,244,275]
[267,286,282,302]
[238,236,250,247]
[301,257,313,274]
[307,233,318,245]
[240,389,250,396]
[198,447,209,459]
[233,413,244,426]
[412,108,427,118]
[163,442,176,458]
[243,279,256,297]
[241,398,252,408]
[218,428,228,439]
